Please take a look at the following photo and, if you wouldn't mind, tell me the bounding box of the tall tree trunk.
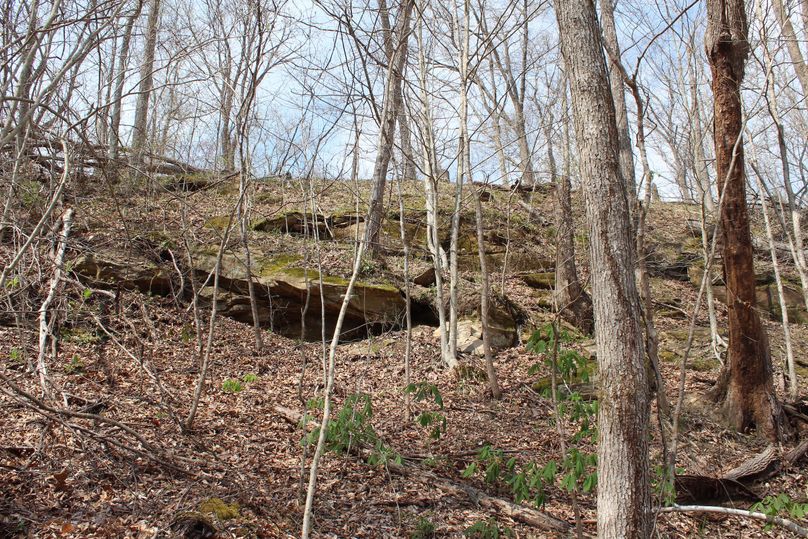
[548,98,593,335]
[109,0,143,161]
[705,0,784,441]
[365,0,414,254]
[599,0,637,221]
[415,8,454,368]
[220,58,236,171]
[555,1,650,536]
[130,0,161,169]
[758,0,808,311]
[771,0,808,96]
[398,101,417,181]
[687,56,716,212]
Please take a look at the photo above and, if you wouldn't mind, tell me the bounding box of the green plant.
[302,393,401,466]
[410,516,436,539]
[64,355,84,375]
[752,494,808,530]
[19,179,43,209]
[8,348,23,365]
[521,324,600,498]
[464,518,513,539]
[222,378,244,393]
[463,444,556,508]
[359,256,375,276]
[652,464,684,505]
[405,382,446,440]
[242,373,258,383]
[180,323,194,344]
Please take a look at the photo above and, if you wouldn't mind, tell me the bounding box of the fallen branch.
[659,504,808,537]
[0,368,190,474]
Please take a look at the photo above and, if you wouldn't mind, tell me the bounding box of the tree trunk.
[599,0,637,222]
[415,10,454,368]
[130,0,161,169]
[705,0,784,441]
[771,0,808,96]
[365,0,414,254]
[474,183,501,399]
[555,1,651,536]
[548,99,593,335]
[687,60,716,212]
[109,0,143,161]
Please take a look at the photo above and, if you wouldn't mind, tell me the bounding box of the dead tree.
[705,0,785,441]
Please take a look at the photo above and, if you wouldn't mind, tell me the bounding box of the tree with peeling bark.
[704,0,785,442]
[555,0,650,536]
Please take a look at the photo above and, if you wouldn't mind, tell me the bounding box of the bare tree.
[365,0,415,254]
[548,86,593,335]
[555,0,650,536]
[599,0,637,219]
[130,0,162,169]
[108,0,144,161]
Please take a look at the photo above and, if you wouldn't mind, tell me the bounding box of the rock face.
[191,250,409,341]
[72,252,175,295]
[686,265,808,323]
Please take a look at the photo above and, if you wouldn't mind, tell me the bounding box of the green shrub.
[405,382,446,440]
[64,355,84,375]
[222,379,244,393]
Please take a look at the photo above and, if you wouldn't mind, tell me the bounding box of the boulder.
[522,272,555,290]
[432,279,519,356]
[711,282,808,324]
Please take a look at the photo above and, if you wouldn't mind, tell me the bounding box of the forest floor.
[1,175,807,538]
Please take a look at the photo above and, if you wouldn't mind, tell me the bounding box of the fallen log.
[722,440,808,484]
[674,474,760,505]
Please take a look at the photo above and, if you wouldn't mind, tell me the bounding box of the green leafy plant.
[652,464,685,505]
[405,382,446,440]
[302,393,401,467]
[522,324,600,499]
[752,494,808,530]
[463,444,556,508]
[359,256,375,276]
[64,355,84,375]
[464,518,513,539]
[180,323,194,344]
[222,378,244,393]
[8,348,23,367]
[410,516,436,539]
[242,373,258,383]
